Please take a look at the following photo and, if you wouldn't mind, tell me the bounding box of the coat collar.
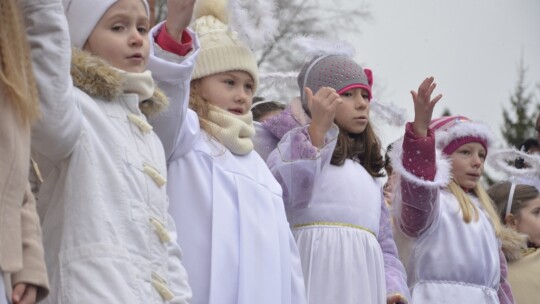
[70,48,168,118]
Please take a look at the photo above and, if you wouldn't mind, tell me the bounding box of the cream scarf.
[117,69,154,102]
[201,105,255,155]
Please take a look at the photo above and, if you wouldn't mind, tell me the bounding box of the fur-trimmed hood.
[70,48,168,118]
[500,226,528,262]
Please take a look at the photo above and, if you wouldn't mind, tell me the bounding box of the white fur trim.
[435,120,494,152]
[389,137,452,188]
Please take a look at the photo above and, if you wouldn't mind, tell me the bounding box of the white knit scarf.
[202,105,255,155]
[119,69,154,102]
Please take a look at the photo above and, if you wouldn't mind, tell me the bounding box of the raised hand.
[306,86,342,147]
[165,0,196,40]
[411,76,442,137]
[386,293,408,304]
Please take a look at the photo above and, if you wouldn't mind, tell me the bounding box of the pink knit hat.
[430,115,493,155]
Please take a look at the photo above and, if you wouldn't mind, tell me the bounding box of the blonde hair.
[189,80,213,136]
[0,0,40,122]
[447,180,502,237]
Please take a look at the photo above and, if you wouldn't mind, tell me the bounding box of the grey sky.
[346,0,540,149]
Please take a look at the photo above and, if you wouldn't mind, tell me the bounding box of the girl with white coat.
[23,0,199,302]
[150,0,306,303]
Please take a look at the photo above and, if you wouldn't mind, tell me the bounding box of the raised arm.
[391,77,448,237]
[147,0,200,162]
[267,87,341,207]
[22,0,82,163]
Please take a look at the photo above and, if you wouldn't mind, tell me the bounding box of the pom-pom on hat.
[297,55,372,110]
[191,0,259,90]
[429,115,493,155]
[62,0,150,49]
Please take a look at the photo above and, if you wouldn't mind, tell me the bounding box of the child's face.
[449,142,486,191]
[334,88,370,134]
[84,0,149,73]
[514,196,540,246]
[197,71,255,115]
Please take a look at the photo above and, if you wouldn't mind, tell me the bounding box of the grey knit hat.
[297,55,372,113]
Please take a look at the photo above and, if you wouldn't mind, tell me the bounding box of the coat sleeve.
[266,124,338,208]
[147,23,201,164]
[22,0,82,163]
[10,184,49,302]
[377,197,411,302]
[390,123,451,237]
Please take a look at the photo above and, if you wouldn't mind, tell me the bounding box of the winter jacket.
[22,0,197,302]
[0,85,49,302]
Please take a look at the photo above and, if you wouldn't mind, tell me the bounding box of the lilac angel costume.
[267,122,410,304]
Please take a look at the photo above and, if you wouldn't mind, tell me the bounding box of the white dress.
[161,114,306,304]
[389,126,504,304]
[267,125,410,304]
[395,191,501,303]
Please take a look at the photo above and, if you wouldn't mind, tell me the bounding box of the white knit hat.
[62,0,150,49]
[190,0,259,90]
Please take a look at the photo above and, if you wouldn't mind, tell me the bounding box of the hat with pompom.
[429,115,493,155]
[62,0,150,49]
[297,55,372,111]
[191,0,259,90]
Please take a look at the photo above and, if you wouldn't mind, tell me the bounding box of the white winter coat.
[22,0,198,303]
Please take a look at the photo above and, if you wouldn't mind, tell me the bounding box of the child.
[1,0,49,303]
[488,180,540,304]
[22,0,198,302]
[267,54,410,304]
[251,97,287,122]
[383,142,397,206]
[252,97,307,161]
[150,0,306,303]
[389,77,514,303]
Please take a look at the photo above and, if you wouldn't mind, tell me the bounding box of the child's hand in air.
[306,86,342,147]
[165,0,196,40]
[411,76,442,137]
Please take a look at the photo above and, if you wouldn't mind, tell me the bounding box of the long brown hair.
[331,123,385,178]
[0,0,39,122]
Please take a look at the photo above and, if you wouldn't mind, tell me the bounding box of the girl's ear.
[504,213,518,229]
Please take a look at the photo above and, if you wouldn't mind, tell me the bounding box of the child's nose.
[236,88,248,103]
[130,30,144,46]
[355,95,368,108]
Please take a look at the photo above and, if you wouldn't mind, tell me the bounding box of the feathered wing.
[228,0,279,50]
[291,35,356,60]
[370,98,408,127]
